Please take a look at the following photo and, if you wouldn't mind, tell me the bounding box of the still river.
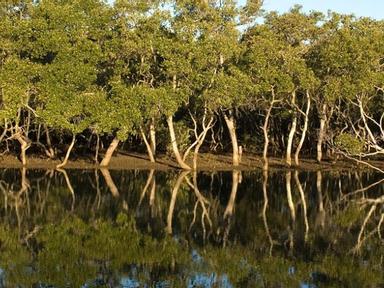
[0,168,383,287]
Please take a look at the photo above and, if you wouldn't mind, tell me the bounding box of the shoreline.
[0,152,383,171]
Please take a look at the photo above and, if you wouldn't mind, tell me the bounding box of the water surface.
[0,168,383,287]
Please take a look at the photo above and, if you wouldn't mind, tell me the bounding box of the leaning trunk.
[192,115,214,170]
[166,115,191,170]
[140,127,156,163]
[56,134,76,169]
[100,137,119,167]
[223,111,239,167]
[286,92,297,167]
[294,91,311,166]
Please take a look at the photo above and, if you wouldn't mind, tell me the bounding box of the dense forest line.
[0,0,383,169]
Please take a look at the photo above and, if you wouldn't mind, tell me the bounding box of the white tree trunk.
[45,125,55,159]
[317,104,327,163]
[286,92,297,167]
[149,118,156,156]
[223,111,239,167]
[100,137,119,167]
[294,91,311,166]
[140,127,156,163]
[56,134,75,169]
[166,115,191,170]
[262,101,275,170]
[15,134,30,166]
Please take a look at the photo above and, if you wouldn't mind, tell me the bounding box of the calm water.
[0,168,383,287]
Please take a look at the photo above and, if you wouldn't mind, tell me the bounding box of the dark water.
[0,168,383,287]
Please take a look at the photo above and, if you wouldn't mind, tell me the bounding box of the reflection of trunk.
[294,91,311,166]
[15,168,30,234]
[317,104,327,163]
[262,100,275,170]
[139,169,155,206]
[186,172,212,239]
[294,171,309,240]
[100,137,119,167]
[56,134,75,169]
[57,168,75,211]
[285,171,295,253]
[94,169,101,210]
[224,170,240,219]
[166,115,191,170]
[149,175,156,213]
[100,168,119,198]
[316,170,325,229]
[140,127,156,163]
[285,171,296,222]
[286,91,297,167]
[262,169,274,255]
[166,171,188,234]
[222,170,240,247]
[223,111,239,166]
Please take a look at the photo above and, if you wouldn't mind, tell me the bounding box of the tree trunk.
[223,111,239,167]
[95,133,100,164]
[262,101,275,170]
[15,135,30,167]
[294,91,311,166]
[286,92,297,167]
[45,125,55,159]
[166,115,191,170]
[149,118,156,157]
[100,137,119,167]
[192,116,214,170]
[56,134,75,169]
[140,127,156,163]
[317,104,327,163]
[0,120,8,143]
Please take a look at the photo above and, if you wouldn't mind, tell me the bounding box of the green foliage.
[335,133,365,155]
[0,0,383,160]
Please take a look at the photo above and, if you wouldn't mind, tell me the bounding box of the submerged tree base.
[0,152,382,171]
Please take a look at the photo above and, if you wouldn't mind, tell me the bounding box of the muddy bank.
[0,151,383,171]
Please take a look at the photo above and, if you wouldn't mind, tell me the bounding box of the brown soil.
[0,151,383,171]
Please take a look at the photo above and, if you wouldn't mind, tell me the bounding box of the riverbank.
[0,152,383,171]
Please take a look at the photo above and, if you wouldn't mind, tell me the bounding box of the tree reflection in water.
[0,168,382,287]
